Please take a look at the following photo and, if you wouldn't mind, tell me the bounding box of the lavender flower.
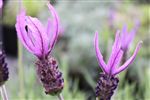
[15,3,64,96]
[94,31,142,100]
[0,0,2,8]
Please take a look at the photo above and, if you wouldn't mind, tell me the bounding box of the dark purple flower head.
[36,56,64,95]
[94,31,142,76]
[95,73,119,100]
[0,50,9,86]
[15,3,59,59]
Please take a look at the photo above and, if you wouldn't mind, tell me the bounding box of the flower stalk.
[18,41,25,98]
[17,0,25,98]
[0,85,8,100]
[58,93,64,100]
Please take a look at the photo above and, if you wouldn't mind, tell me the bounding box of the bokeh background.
[0,0,149,100]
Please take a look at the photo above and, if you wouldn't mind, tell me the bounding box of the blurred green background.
[0,0,150,100]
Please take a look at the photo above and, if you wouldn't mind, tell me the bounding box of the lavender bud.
[0,51,9,86]
[36,56,64,96]
[95,73,119,100]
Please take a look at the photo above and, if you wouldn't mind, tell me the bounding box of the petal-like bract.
[94,30,142,76]
[15,4,59,59]
[94,32,108,74]
[47,3,59,54]
[120,24,138,51]
[15,10,39,55]
[107,31,123,74]
[112,41,143,75]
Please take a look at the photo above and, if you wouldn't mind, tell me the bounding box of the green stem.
[0,85,8,100]
[18,0,25,98]
[18,41,25,99]
[96,97,99,100]
[58,93,64,100]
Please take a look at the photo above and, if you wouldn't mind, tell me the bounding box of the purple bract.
[94,30,142,76]
[15,3,59,59]
[120,23,140,51]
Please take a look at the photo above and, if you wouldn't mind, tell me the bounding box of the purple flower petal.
[15,10,37,55]
[16,10,47,57]
[120,24,128,50]
[121,24,128,36]
[25,16,49,57]
[46,18,56,52]
[125,29,136,48]
[121,23,139,51]
[46,18,54,39]
[107,31,123,74]
[25,17,42,53]
[47,3,59,54]
[15,4,60,59]
[112,41,143,75]
[94,32,108,74]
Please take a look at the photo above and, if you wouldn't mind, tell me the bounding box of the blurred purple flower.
[15,3,59,59]
[108,8,116,30]
[0,0,2,8]
[94,31,142,76]
[121,22,140,51]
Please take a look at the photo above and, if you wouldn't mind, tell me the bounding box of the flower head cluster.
[15,3,64,95]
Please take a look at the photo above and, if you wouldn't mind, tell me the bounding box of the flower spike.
[94,27,142,100]
[15,3,64,96]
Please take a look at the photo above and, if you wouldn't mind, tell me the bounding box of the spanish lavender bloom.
[94,31,142,100]
[15,3,64,95]
[0,50,9,86]
[0,0,2,8]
